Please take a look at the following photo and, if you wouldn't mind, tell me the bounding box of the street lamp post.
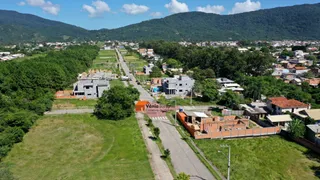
[220,145,231,180]
[174,99,177,126]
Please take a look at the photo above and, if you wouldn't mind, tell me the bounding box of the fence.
[194,127,281,139]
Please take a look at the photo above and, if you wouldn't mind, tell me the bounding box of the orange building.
[135,101,150,112]
[177,111,281,139]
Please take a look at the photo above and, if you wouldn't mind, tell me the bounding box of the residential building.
[143,63,154,75]
[162,75,195,96]
[216,77,244,93]
[266,114,292,130]
[267,97,310,115]
[138,48,147,56]
[306,124,320,145]
[73,72,110,99]
[239,103,268,121]
[304,78,320,87]
[177,110,281,139]
[295,109,320,123]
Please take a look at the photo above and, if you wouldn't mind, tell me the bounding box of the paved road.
[116,49,214,180]
[136,113,173,180]
[151,116,215,180]
[44,109,94,115]
[116,49,155,102]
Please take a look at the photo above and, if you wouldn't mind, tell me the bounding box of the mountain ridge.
[1,3,320,43]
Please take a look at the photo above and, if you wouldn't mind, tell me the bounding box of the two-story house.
[162,75,195,96]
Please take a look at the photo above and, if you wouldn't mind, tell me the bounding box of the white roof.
[267,115,292,123]
[194,112,208,118]
[307,124,320,134]
[184,111,208,118]
[304,109,320,120]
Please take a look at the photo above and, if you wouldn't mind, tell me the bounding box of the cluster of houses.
[175,96,320,141]
[0,52,25,61]
[271,48,320,87]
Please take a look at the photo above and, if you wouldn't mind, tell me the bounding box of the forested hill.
[1,3,320,43]
[95,3,320,41]
[0,10,92,43]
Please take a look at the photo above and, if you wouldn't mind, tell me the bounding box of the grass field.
[124,53,148,72]
[3,114,154,180]
[157,96,217,106]
[110,79,125,87]
[52,99,97,110]
[195,136,320,180]
[92,50,119,73]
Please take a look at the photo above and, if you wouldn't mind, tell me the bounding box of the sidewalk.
[136,113,173,180]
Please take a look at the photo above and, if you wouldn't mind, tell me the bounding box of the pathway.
[136,113,174,180]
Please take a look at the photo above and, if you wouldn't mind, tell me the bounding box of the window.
[179,84,182,86]
[179,90,183,92]
[88,94,92,96]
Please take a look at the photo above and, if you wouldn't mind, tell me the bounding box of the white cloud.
[122,4,149,15]
[150,12,162,17]
[42,2,60,15]
[165,0,189,14]
[229,0,261,14]
[18,1,26,6]
[25,0,60,15]
[83,0,111,17]
[26,0,45,6]
[196,5,225,14]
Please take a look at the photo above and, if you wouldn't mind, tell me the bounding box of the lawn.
[3,114,154,180]
[124,55,148,72]
[52,99,97,110]
[110,79,125,87]
[195,136,320,180]
[157,96,217,106]
[92,50,119,72]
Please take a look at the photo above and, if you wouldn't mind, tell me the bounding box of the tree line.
[0,45,99,160]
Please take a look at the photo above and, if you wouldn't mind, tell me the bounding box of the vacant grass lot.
[195,136,320,180]
[124,54,148,72]
[92,50,119,73]
[110,79,124,87]
[52,99,97,110]
[4,114,154,180]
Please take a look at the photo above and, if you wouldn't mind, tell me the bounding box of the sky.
[1,0,320,30]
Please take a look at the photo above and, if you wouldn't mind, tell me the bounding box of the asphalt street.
[116,49,215,180]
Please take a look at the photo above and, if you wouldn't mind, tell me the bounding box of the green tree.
[163,148,170,158]
[166,58,182,68]
[150,67,162,78]
[218,90,241,108]
[175,173,190,180]
[94,86,139,120]
[153,127,160,139]
[288,119,306,138]
[201,79,219,102]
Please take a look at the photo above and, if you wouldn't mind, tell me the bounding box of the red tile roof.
[269,97,309,109]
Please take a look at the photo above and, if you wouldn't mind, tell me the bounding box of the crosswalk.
[151,116,167,121]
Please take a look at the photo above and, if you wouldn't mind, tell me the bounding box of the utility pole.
[175,100,177,126]
[220,145,231,180]
[190,88,193,105]
[227,145,231,180]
